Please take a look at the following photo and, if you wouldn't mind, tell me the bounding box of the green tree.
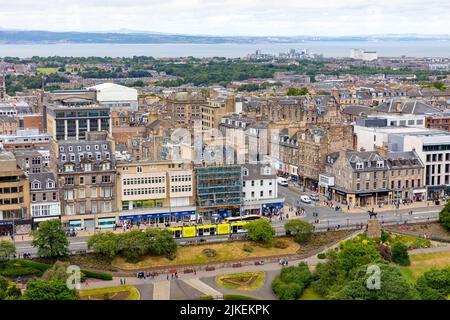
[330,263,420,300]
[87,232,119,259]
[31,219,69,258]
[272,262,312,300]
[0,240,16,260]
[439,201,450,230]
[145,228,177,258]
[286,87,308,96]
[284,220,313,244]
[337,240,381,275]
[311,250,342,297]
[415,267,450,300]
[244,219,275,243]
[23,278,76,300]
[0,275,21,300]
[391,242,410,266]
[117,230,148,262]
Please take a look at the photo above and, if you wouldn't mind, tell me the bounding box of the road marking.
[182,279,223,298]
[153,281,171,300]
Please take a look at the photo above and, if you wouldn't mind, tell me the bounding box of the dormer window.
[78,146,82,151]
[64,164,74,172]
[101,162,111,171]
[32,181,41,190]
[83,163,92,172]
[243,168,249,176]
[356,162,364,170]
[68,146,73,152]
[95,145,99,150]
[86,145,91,151]
[47,181,55,189]
[376,161,384,168]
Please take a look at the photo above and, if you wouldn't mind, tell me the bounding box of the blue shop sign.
[119,210,195,221]
[263,202,284,209]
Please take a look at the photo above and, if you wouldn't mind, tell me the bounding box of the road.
[11,184,441,257]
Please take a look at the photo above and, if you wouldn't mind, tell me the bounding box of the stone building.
[57,131,116,231]
[297,124,354,190]
[165,91,207,129]
[325,150,390,207]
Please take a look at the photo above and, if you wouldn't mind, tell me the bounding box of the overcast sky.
[0,0,449,36]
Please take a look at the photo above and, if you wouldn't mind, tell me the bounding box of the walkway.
[153,281,171,300]
[409,245,450,255]
[182,278,223,299]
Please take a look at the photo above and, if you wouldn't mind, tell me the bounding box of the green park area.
[112,238,300,270]
[215,271,265,291]
[399,250,450,282]
[78,285,140,300]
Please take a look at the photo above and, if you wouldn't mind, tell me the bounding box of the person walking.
[167,274,169,280]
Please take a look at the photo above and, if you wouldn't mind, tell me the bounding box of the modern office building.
[195,165,242,221]
[46,102,111,141]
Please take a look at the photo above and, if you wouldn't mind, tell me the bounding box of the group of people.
[167,272,179,280]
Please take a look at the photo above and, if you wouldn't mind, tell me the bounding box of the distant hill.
[0,30,449,44]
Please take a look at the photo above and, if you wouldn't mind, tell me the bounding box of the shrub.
[199,295,214,300]
[242,244,254,253]
[284,220,313,244]
[415,267,450,300]
[376,245,392,262]
[81,270,113,281]
[391,242,410,266]
[439,201,450,230]
[273,240,289,249]
[272,262,312,300]
[317,253,326,260]
[202,249,217,258]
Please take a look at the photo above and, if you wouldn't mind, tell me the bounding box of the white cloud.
[0,0,448,36]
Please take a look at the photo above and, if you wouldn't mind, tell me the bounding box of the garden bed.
[78,285,140,300]
[215,271,265,291]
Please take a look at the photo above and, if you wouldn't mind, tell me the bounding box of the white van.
[277,177,288,186]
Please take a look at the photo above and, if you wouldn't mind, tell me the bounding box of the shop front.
[261,202,284,216]
[119,210,196,225]
[318,174,335,199]
[427,185,450,200]
[32,216,61,229]
[413,188,426,202]
[0,219,32,235]
[98,217,117,229]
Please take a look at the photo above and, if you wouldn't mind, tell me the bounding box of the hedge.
[81,270,113,281]
[0,268,42,277]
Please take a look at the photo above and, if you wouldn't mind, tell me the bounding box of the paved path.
[182,278,223,298]
[153,281,171,300]
[409,245,450,255]
[135,283,153,300]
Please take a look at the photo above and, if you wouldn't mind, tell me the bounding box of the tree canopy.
[31,219,69,258]
[244,219,275,243]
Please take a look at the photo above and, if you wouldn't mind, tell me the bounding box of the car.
[277,177,288,186]
[309,193,319,201]
[300,195,312,203]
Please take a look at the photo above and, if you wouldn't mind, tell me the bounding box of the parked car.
[300,195,312,203]
[309,193,319,201]
[277,177,288,186]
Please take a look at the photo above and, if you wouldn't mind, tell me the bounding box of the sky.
[0,0,449,36]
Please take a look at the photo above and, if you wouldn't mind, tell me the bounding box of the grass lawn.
[78,285,140,300]
[399,251,450,282]
[215,271,265,291]
[299,287,324,300]
[112,238,300,270]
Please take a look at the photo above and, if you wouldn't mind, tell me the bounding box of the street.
[7,184,442,257]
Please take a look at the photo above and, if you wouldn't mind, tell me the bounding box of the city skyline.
[0,0,449,37]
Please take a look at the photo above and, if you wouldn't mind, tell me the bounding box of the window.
[79,176,84,185]
[251,180,255,187]
[260,180,264,186]
[79,189,85,199]
[137,166,143,173]
[91,188,98,198]
[260,190,264,197]
[102,175,111,183]
[65,164,74,172]
[32,181,41,190]
[365,182,369,190]
[417,119,423,125]
[42,193,46,201]
[32,193,36,202]
[65,177,74,185]
[52,192,57,201]
[47,181,55,189]
[79,203,85,214]
[95,145,99,151]
[91,176,97,184]
[356,162,363,169]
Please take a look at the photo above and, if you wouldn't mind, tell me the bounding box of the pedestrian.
[171,274,174,279]
[120,278,123,285]
[167,274,169,280]
[194,269,196,275]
